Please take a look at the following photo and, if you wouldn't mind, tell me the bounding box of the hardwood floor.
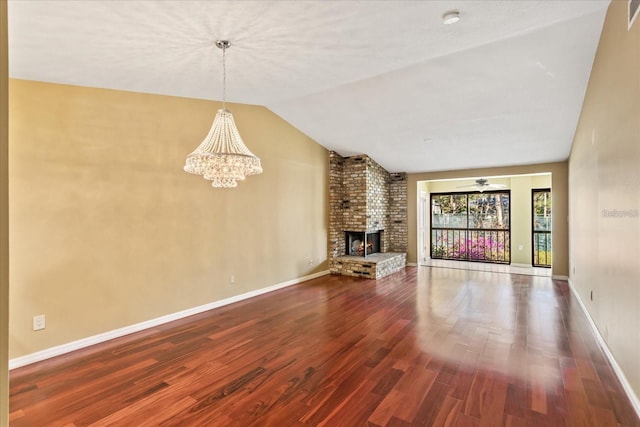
[9,267,640,426]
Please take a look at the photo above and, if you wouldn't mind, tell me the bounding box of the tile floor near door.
[423,258,553,277]
[9,267,639,426]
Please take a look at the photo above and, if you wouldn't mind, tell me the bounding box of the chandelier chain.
[221,43,226,110]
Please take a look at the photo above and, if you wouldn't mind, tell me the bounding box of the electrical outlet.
[307,258,313,265]
[33,315,46,331]
[518,245,523,251]
[230,275,235,284]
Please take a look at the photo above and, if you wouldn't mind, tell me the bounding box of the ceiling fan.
[456,178,507,192]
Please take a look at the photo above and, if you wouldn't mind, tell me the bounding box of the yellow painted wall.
[569,0,640,400]
[1,1,9,424]
[419,174,551,266]
[408,162,568,277]
[8,80,329,359]
[510,176,533,265]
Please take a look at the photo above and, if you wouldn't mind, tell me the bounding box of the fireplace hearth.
[345,231,381,257]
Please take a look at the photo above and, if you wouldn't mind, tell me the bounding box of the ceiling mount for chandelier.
[184,40,263,188]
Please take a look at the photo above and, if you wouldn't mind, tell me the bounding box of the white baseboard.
[9,270,330,370]
[567,279,640,419]
[407,262,418,267]
[510,263,532,268]
[552,274,569,280]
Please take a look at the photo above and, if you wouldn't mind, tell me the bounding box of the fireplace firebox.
[345,231,381,257]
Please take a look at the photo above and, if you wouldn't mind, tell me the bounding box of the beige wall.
[408,162,568,277]
[510,176,533,265]
[8,80,329,358]
[569,0,640,399]
[1,1,9,424]
[423,174,551,265]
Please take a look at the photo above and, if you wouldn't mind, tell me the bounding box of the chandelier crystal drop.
[184,40,262,188]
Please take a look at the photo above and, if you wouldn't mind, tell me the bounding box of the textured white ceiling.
[8,0,609,173]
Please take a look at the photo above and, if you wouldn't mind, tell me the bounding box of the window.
[532,189,552,267]
[431,191,510,264]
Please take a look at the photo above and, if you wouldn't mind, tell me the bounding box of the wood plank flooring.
[9,267,640,426]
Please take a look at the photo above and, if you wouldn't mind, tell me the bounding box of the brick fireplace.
[328,152,408,278]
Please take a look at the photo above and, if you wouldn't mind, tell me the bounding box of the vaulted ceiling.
[8,1,609,173]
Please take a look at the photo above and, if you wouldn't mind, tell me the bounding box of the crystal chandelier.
[184,40,262,188]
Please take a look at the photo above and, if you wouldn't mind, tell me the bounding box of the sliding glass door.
[532,188,552,267]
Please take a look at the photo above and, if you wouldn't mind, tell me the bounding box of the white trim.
[9,270,330,370]
[510,263,532,268]
[407,262,418,267]
[567,279,640,419]
[552,275,569,280]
